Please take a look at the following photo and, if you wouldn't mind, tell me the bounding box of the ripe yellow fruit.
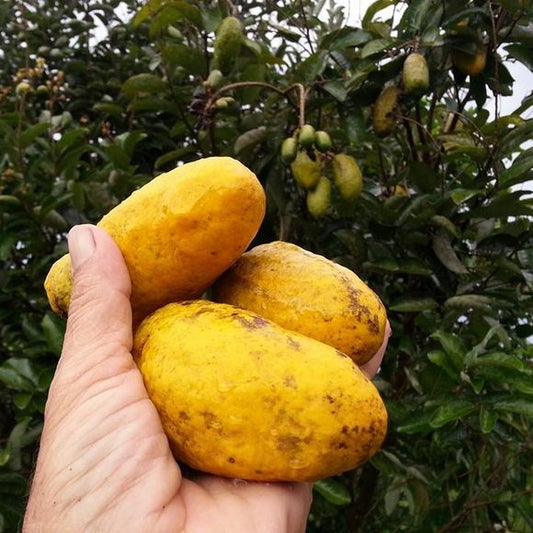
[451,45,487,77]
[332,153,363,201]
[290,149,321,189]
[44,157,265,324]
[402,53,429,95]
[392,184,409,197]
[372,86,402,138]
[133,300,388,482]
[213,241,387,365]
[306,176,331,218]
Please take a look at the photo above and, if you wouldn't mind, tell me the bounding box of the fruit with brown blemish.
[212,241,387,365]
[133,300,387,482]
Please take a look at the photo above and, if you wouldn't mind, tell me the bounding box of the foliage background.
[1,0,532,531]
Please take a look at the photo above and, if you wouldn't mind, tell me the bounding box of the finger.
[54,224,133,386]
[360,320,391,379]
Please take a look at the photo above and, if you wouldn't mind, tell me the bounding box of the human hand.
[24,225,388,533]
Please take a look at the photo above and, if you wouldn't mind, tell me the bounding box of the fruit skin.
[372,86,401,138]
[44,157,266,324]
[281,137,298,163]
[451,45,487,77]
[133,300,388,482]
[203,69,224,90]
[298,124,316,148]
[213,16,243,74]
[332,153,363,201]
[306,176,331,218]
[402,53,429,95]
[315,130,333,152]
[290,150,321,189]
[213,241,387,365]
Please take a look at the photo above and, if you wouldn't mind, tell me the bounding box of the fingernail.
[69,225,96,271]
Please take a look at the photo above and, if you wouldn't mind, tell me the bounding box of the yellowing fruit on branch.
[332,153,363,201]
[372,86,402,138]
[402,53,429,95]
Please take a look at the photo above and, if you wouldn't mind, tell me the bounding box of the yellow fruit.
[332,153,363,201]
[290,150,321,189]
[372,86,401,138]
[213,241,387,365]
[402,53,429,95]
[15,82,32,96]
[213,16,243,74]
[451,45,487,77]
[133,300,388,482]
[306,176,331,218]
[392,184,409,197]
[44,157,265,324]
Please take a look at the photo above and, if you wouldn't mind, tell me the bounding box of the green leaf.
[320,28,373,50]
[162,43,206,75]
[93,103,125,116]
[233,126,266,154]
[41,313,65,355]
[430,215,460,238]
[362,0,395,30]
[121,74,167,99]
[494,400,533,417]
[430,331,465,371]
[432,229,468,274]
[450,188,483,205]
[430,401,475,428]
[390,296,439,312]
[400,0,434,34]
[384,484,401,515]
[479,406,498,433]
[444,294,493,310]
[361,38,393,58]
[322,81,347,102]
[427,350,457,379]
[20,122,50,147]
[314,478,351,506]
[499,149,533,186]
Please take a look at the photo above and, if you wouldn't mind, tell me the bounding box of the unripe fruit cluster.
[281,125,363,218]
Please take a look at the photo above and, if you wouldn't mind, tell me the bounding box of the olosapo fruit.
[315,130,333,153]
[203,69,224,90]
[290,149,321,189]
[298,124,316,148]
[451,44,487,77]
[213,241,387,365]
[213,16,243,74]
[133,300,388,482]
[372,86,401,138]
[44,157,265,324]
[306,176,331,218]
[281,137,298,163]
[402,53,429,95]
[332,153,363,201]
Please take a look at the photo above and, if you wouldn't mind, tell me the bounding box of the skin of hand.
[23,225,390,533]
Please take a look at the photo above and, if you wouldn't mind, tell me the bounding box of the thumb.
[56,224,133,382]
